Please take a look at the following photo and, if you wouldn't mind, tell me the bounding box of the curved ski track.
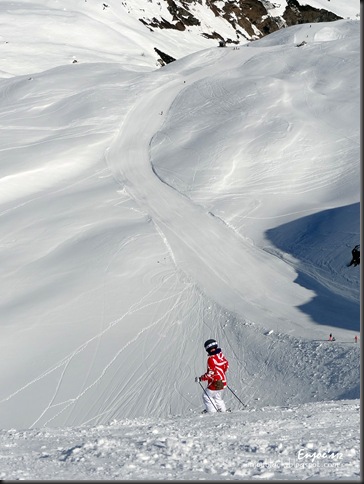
[105,48,317,336]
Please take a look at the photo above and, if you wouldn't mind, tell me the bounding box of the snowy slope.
[0,0,360,77]
[0,400,360,480]
[0,0,360,480]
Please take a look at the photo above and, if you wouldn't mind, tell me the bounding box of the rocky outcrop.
[134,0,345,65]
[283,0,341,25]
[154,47,177,66]
[139,0,343,43]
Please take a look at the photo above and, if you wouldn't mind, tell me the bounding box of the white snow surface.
[0,1,360,480]
[0,400,360,480]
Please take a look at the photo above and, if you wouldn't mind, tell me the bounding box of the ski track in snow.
[106,48,317,336]
[0,3,360,478]
[1,271,192,425]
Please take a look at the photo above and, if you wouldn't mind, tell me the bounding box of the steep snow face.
[0,3,360,480]
[0,0,360,439]
[0,0,359,76]
[150,19,360,321]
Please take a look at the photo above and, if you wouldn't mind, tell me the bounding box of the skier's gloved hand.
[214,379,224,390]
[195,377,201,382]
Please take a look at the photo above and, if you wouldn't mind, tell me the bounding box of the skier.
[329,333,333,341]
[195,339,229,413]
[348,244,360,267]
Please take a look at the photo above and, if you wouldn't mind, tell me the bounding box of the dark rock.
[154,48,176,66]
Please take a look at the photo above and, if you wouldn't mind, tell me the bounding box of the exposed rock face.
[154,47,177,65]
[139,0,342,43]
[132,0,344,65]
[283,0,341,25]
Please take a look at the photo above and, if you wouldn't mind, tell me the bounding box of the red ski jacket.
[200,349,229,391]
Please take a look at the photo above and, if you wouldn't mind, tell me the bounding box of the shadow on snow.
[266,203,360,332]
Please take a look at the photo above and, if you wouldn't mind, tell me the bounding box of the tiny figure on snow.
[348,244,360,267]
[329,333,333,341]
[354,335,358,343]
[195,339,229,413]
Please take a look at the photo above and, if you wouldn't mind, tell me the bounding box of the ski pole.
[198,381,219,412]
[227,385,247,408]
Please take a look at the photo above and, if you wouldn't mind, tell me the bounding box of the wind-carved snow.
[107,48,317,334]
[0,0,360,479]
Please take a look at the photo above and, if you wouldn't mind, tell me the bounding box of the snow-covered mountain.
[0,0,360,479]
[0,0,360,74]
[127,0,350,48]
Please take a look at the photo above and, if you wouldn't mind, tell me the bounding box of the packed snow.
[0,0,360,480]
[0,400,360,480]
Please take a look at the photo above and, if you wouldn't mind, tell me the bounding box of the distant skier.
[329,333,333,341]
[348,244,360,267]
[195,339,229,413]
[354,336,358,343]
